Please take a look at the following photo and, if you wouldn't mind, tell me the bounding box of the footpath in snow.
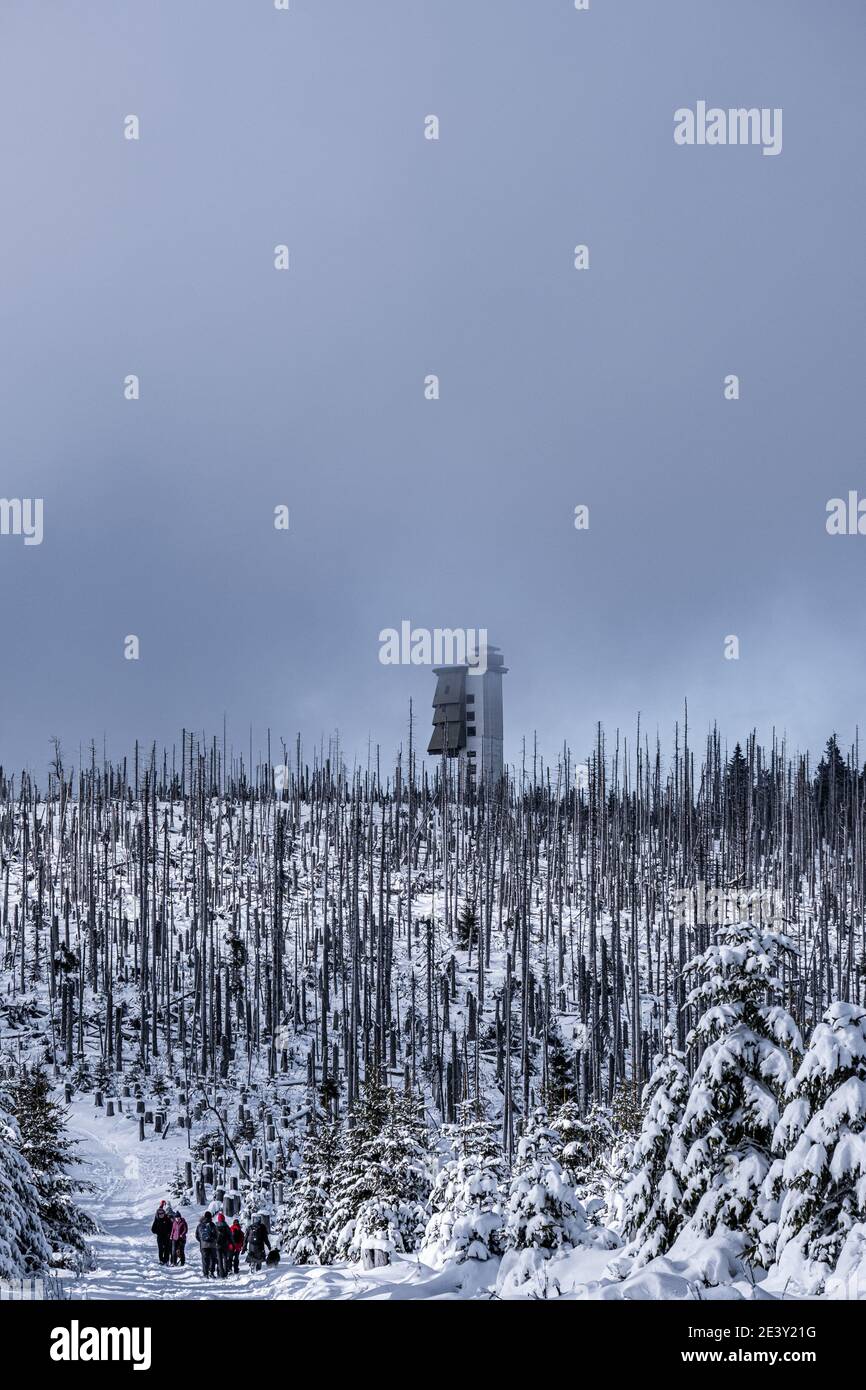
[65,1094,753,1302]
[62,1097,491,1301]
[64,1096,283,1301]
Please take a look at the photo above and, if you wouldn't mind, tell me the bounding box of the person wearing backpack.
[243,1214,271,1272]
[195,1210,218,1278]
[228,1219,245,1275]
[214,1211,231,1278]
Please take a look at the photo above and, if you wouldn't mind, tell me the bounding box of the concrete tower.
[428,645,507,785]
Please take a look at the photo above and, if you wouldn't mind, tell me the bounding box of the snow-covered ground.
[61,1097,756,1301]
[62,1096,618,1300]
[62,1096,492,1300]
[65,1096,281,1301]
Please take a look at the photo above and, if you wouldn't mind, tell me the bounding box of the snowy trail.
[63,1096,620,1301]
[65,1097,285,1301]
[63,1096,455,1301]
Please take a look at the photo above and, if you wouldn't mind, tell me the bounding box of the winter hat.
[216,1213,225,1222]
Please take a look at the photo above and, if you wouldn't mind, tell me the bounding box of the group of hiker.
[150,1203,189,1266]
[151,1200,273,1278]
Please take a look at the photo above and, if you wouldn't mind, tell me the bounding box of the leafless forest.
[1,715,860,1159]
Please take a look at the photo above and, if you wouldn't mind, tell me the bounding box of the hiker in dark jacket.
[243,1216,271,1272]
[228,1220,245,1275]
[170,1211,188,1266]
[214,1212,231,1278]
[151,1201,173,1265]
[195,1210,218,1278]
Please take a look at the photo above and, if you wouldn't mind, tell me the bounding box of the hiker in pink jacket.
[170,1211,188,1266]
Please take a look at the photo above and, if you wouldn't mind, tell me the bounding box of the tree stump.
[138,1117,145,1142]
[94,1090,103,1108]
[106,1100,115,1117]
[361,1248,390,1271]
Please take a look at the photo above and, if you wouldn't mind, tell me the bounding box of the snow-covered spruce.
[612,1042,690,1269]
[767,1001,866,1292]
[497,1111,613,1296]
[420,1153,506,1268]
[556,1086,642,1231]
[541,1018,578,1113]
[673,922,802,1260]
[421,1102,507,1267]
[276,1118,341,1265]
[322,1081,433,1266]
[555,1100,606,1187]
[8,1066,96,1272]
[423,1102,501,1243]
[606,1084,644,1187]
[0,1080,51,1280]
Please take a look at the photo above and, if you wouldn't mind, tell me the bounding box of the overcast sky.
[1,0,864,780]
